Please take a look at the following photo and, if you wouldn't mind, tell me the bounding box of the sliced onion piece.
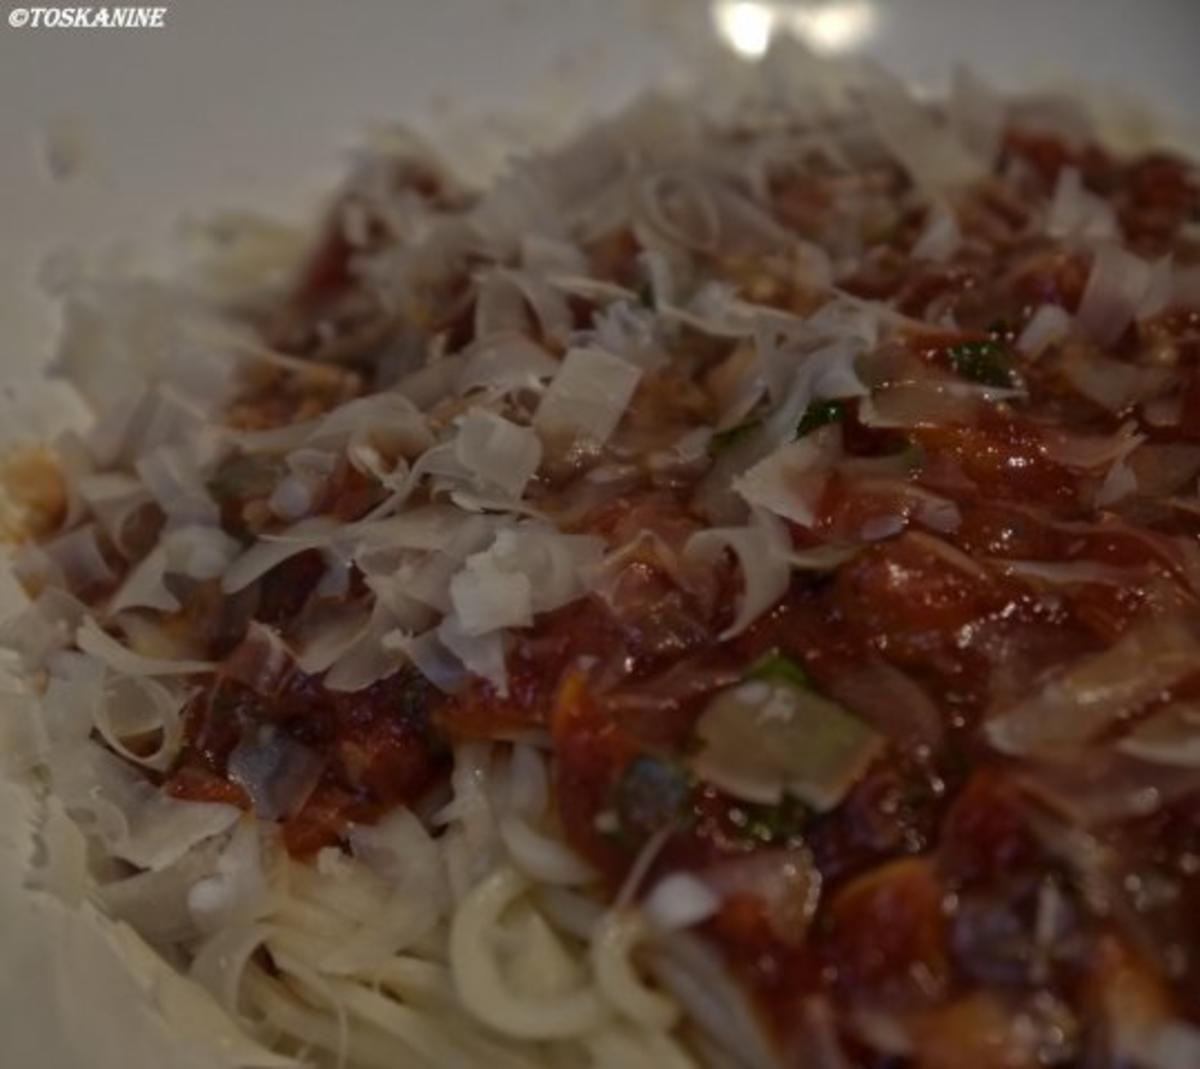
[692,674,882,810]
[859,383,981,429]
[1095,453,1138,506]
[826,657,943,750]
[223,621,293,693]
[990,559,1145,588]
[1041,423,1143,470]
[986,612,1200,756]
[1059,347,1174,413]
[683,511,791,639]
[1116,703,1200,768]
[226,726,325,821]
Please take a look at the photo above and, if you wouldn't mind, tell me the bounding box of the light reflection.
[711,0,877,59]
[791,0,875,54]
[713,0,777,60]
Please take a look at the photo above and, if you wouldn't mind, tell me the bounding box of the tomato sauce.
[156,121,1200,1066]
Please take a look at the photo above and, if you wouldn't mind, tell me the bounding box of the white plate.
[0,2,1197,1066]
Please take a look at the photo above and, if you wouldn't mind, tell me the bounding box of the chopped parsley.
[729,794,812,846]
[710,398,847,457]
[796,398,847,437]
[947,338,1020,389]
[747,648,811,689]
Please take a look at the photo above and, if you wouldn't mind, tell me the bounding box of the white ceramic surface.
[0,2,1198,1066]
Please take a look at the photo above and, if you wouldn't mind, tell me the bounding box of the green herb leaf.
[796,399,846,437]
[730,794,812,845]
[747,649,811,689]
[948,338,1020,389]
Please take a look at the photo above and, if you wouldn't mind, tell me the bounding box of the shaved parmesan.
[49,739,238,870]
[453,409,542,499]
[861,70,986,191]
[455,334,559,395]
[449,553,533,635]
[1017,304,1072,356]
[534,348,642,445]
[438,616,509,696]
[1046,167,1117,240]
[912,202,961,262]
[221,517,338,593]
[136,441,221,528]
[1076,243,1155,346]
[732,430,839,527]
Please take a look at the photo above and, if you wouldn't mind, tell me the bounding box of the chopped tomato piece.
[551,672,636,884]
[939,772,1039,885]
[820,856,950,1009]
[280,783,359,856]
[164,764,250,809]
